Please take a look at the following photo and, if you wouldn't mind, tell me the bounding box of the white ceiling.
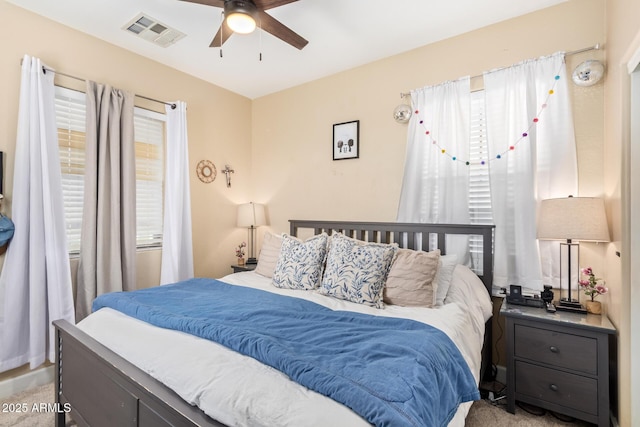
[8,0,566,99]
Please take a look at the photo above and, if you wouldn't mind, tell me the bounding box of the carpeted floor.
[1,382,595,426]
[465,399,595,427]
[1,383,61,427]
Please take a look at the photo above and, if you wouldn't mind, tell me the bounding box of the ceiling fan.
[180,0,308,50]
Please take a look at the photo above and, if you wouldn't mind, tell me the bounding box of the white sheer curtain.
[397,78,471,262]
[160,101,194,285]
[0,55,75,372]
[484,53,578,289]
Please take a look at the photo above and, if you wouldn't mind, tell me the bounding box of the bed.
[53,220,495,427]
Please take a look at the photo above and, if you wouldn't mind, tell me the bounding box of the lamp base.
[246,257,258,265]
[556,299,587,314]
[560,298,582,308]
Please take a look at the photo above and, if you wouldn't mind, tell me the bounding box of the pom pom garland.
[413,71,563,167]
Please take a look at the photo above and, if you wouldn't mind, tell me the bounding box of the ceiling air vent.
[123,13,185,48]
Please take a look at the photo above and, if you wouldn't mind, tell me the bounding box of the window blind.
[134,110,165,248]
[468,90,493,272]
[55,87,86,253]
[55,86,165,253]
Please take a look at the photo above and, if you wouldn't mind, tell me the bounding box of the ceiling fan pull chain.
[220,10,224,58]
[258,15,263,62]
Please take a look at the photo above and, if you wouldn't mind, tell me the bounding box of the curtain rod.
[47,67,177,109]
[400,43,602,98]
[19,59,176,109]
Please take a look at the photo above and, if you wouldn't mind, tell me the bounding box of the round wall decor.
[572,60,605,87]
[393,104,412,124]
[196,160,217,183]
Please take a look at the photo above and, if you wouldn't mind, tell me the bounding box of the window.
[55,87,86,253]
[468,90,493,270]
[420,91,493,272]
[134,111,165,248]
[55,86,165,253]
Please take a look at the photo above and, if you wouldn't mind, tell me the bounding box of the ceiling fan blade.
[254,0,299,10]
[179,0,224,7]
[209,20,233,47]
[258,11,308,50]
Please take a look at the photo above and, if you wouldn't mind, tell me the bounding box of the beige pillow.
[383,249,440,307]
[254,232,283,278]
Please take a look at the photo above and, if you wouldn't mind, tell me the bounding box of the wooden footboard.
[54,319,226,427]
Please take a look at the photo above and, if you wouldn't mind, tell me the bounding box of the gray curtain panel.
[76,81,137,321]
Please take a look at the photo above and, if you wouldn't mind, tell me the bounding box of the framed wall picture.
[332,120,359,160]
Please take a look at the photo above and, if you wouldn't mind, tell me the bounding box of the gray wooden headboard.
[289,220,495,294]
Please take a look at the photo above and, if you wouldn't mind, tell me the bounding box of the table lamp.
[237,202,267,264]
[537,196,609,313]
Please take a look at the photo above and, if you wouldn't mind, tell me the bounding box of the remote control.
[546,302,557,313]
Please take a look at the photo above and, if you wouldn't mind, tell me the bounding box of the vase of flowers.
[579,267,607,315]
[236,242,247,265]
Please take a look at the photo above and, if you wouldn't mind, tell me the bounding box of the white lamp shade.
[237,202,267,228]
[537,197,610,242]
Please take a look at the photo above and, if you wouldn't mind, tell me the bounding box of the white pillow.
[318,233,397,308]
[272,233,328,290]
[435,254,458,306]
[254,232,283,278]
[444,264,493,322]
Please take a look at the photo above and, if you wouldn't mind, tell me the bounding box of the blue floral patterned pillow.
[272,233,329,290]
[319,233,398,308]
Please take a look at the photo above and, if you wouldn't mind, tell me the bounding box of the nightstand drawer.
[514,324,597,374]
[515,361,598,415]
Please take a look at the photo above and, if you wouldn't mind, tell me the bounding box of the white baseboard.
[0,366,54,399]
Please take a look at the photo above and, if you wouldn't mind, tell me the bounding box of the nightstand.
[231,263,257,273]
[501,303,616,427]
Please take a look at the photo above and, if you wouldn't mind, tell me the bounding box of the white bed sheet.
[77,267,491,427]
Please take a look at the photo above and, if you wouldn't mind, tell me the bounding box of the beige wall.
[252,0,606,231]
[250,0,622,419]
[0,0,251,380]
[3,0,632,422]
[251,0,609,287]
[604,0,640,425]
[0,0,253,286]
[0,0,252,381]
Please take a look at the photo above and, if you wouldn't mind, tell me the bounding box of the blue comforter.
[93,278,479,427]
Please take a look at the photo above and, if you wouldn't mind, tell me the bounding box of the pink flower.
[235,241,247,258]
[580,267,606,302]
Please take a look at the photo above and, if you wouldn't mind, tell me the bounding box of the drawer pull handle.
[549,384,559,392]
[549,346,559,353]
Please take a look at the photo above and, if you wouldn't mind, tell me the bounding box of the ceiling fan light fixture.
[225,0,257,34]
